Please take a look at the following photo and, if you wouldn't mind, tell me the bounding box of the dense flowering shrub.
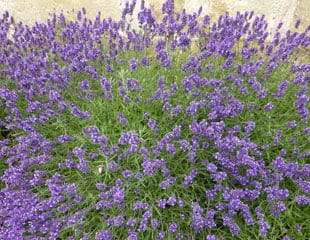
[0,0,309,239]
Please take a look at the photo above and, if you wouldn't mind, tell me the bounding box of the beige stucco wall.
[0,0,309,33]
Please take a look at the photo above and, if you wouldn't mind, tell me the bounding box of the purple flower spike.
[118,112,129,125]
[141,56,150,66]
[169,222,178,233]
[49,89,63,102]
[79,79,91,90]
[162,0,174,15]
[295,195,310,205]
[129,58,138,72]
[286,120,297,129]
[264,102,274,111]
[95,230,113,240]
[148,118,157,130]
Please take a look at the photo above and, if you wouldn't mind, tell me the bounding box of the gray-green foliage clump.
[0,0,309,239]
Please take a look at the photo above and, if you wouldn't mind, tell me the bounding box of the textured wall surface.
[0,0,309,33]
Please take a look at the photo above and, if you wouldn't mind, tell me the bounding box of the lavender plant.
[0,0,309,239]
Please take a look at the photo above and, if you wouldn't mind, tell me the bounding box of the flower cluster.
[0,1,309,239]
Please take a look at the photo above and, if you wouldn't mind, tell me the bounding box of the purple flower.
[126,218,137,227]
[279,149,287,156]
[167,194,177,206]
[127,230,138,240]
[206,234,216,240]
[171,105,182,116]
[169,222,178,233]
[178,32,191,50]
[304,127,310,134]
[229,223,241,236]
[155,231,166,240]
[258,219,270,238]
[157,198,167,208]
[115,178,123,186]
[295,225,302,232]
[178,140,190,151]
[79,79,91,90]
[286,120,297,128]
[129,58,138,72]
[206,163,217,172]
[95,230,113,240]
[54,134,72,143]
[256,85,268,97]
[137,210,152,231]
[282,236,293,240]
[269,201,286,216]
[151,218,160,230]
[141,56,150,66]
[295,19,301,29]
[111,145,119,153]
[96,183,107,191]
[109,215,125,227]
[175,233,183,239]
[118,112,129,125]
[180,213,186,220]
[108,161,118,171]
[49,89,63,102]
[113,187,125,204]
[264,102,274,111]
[100,76,113,98]
[67,209,87,226]
[70,102,91,119]
[211,171,227,182]
[276,80,289,97]
[122,170,132,178]
[184,168,198,187]
[244,121,255,135]
[156,49,171,67]
[293,147,300,154]
[85,93,94,100]
[83,126,100,141]
[148,118,157,129]
[295,195,310,205]
[133,201,149,211]
[162,0,174,15]
[166,143,176,154]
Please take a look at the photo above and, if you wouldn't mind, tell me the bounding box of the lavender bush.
[0,0,309,239]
